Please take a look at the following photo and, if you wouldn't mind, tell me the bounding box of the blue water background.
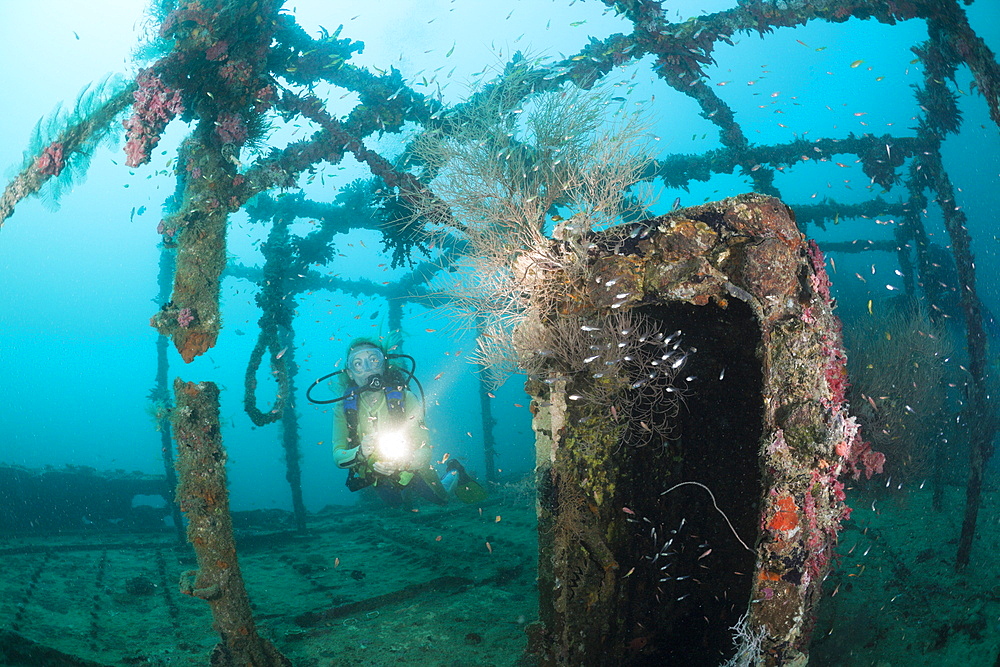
[0,0,998,512]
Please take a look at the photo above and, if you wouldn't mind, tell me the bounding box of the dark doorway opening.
[612,299,763,665]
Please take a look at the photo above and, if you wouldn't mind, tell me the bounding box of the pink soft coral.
[841,431,886,480]
[215,112,248,146]
[36,142,66,176]
[177,307,195,328]
[123,71,184,167]
[806,240,832,301]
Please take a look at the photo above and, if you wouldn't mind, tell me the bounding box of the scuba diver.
[308,337,486,507]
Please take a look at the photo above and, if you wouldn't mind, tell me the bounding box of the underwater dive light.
[376,430,411,462]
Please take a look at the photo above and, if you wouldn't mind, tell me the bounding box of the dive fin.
[447,460,488,504]
[454,473,487,504]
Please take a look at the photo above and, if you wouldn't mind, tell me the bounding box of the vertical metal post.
[173,379,290,667]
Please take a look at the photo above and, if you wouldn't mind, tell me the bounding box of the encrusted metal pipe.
[173,379,290,667]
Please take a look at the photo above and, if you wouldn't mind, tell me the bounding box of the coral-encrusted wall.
[528,194,862,666]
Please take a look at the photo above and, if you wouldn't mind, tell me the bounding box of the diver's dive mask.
[347,345,386,388]
[306,349,421,406]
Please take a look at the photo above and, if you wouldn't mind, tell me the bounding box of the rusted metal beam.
[173,379,290,667]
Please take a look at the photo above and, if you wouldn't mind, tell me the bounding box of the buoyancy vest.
[343,369,408,491]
